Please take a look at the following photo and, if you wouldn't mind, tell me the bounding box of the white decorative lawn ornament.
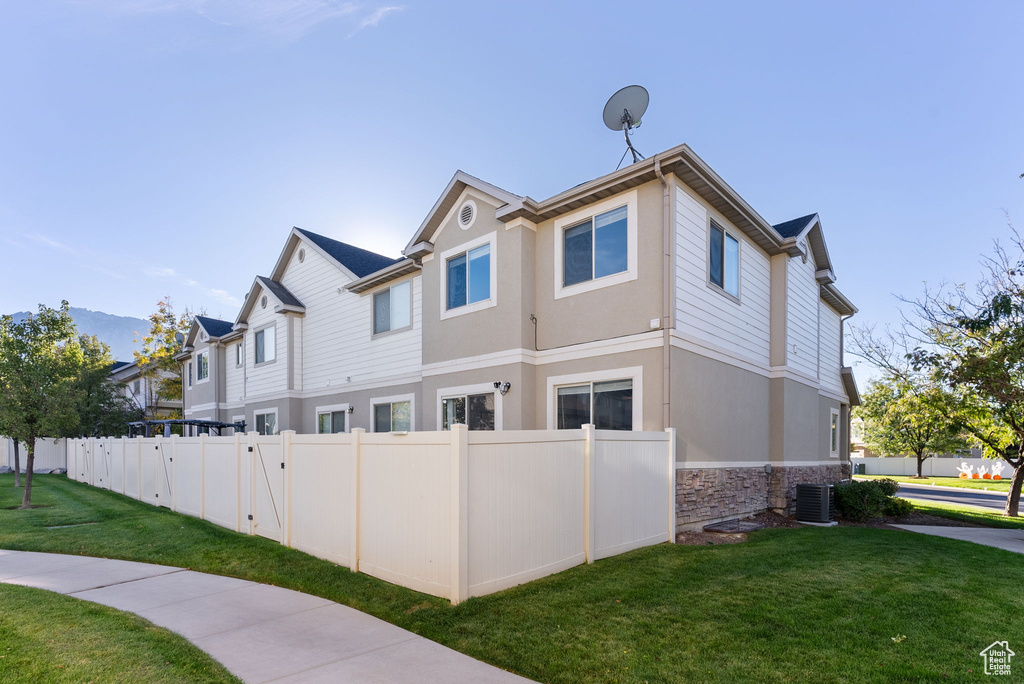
[991,461,1005,480]
[957,462,974,479]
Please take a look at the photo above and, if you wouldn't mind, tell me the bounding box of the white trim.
[669,330,770,378]
[545,366,643,430]
[370,276,415,337]
[253,407,279,436]
[439,231,498,320]
[554,189,638,300]
[829,407,841,458]
[369,392,416,433]
[819,386,849,403]
[504,217,536,232]
[457,199,478,230]
[435,382,502,431]
[195,349,211,384]
[254,323,277,365]
[314,403,351,434]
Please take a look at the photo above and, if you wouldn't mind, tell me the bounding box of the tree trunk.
[1005,462,1024,518]
[916,451,927,479]
[20,436,34,509]
[13,438,20,488]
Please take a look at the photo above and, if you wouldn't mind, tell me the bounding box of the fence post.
[248,432,257,536]
[200,433,207,520]
[136,436,143,500]
[121,436,127,495]
[235,433,243,533]
[450,424,469,604]
[350,428,363,573]
[170,435,179,512]
[666,428,677,544]
[281,430,294,547]
[583,424,595,564]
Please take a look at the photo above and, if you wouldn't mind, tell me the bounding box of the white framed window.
[829,408,841,458]
[373,280,412,335]
[708,220,740,299]
[554,190,638,299]
[235,342,243,367]
[371,393,415,432]
[315,403,349,434]
[254,325,276,365]
[187,361,193,388]
[196,350,209,382]
[545,366,643,430]
[254,409,278,436]
[436,382,501,431]
[440,232,497,320]
[132,380,140,394]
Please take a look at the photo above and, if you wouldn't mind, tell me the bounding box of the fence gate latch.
[247,514,253,520]
[248,447,253,452]
[280,462,285,470]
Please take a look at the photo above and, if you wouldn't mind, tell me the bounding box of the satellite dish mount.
[603,85,650,169]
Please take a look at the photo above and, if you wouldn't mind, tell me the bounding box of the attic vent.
[458,200,477,230]
[297,248,305,263]
[260,295,268,309]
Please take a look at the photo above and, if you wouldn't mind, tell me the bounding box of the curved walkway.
[0,549,533,684]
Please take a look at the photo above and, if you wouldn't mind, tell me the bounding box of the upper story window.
[196,350,209,382]
[187,362,193,388]
[235,342,243,367]
[373,280,412,335]
[132,380,140,394]
[556,379,633,431]
[255,325,276,365]
[447,244,490,310]
[564,206,628,287]
[830,408,840,458]
[709,220,740,298]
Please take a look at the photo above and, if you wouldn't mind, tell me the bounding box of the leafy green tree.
[133,298,191,419]
[856,376,968,478]
[75,335,143,437]
[0,302,84,508]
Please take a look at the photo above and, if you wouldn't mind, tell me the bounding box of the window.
[441,393,495,431]
[255,411,277,436]
[374,401,411,432]
[373,280,412,334]
[709,221,740,298]
[830,408,841,458]
[235,342,243,366]
[255,326,276,364]
[556,379,633,431]
[317,411,347,434]
[132,380,140,394]
[187,362,193,388]
[563,205,628,287]
[447,244,490,310]
[196,350,209,381]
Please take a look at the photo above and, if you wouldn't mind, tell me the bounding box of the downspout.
[655,157,672,431]
[840,313,854,461]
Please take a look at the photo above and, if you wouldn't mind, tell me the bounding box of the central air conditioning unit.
[796,483,835,523]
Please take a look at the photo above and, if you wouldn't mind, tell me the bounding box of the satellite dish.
[603,85,649,168]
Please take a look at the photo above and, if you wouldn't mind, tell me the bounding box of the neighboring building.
[179,143,859,523]
[110,360,181,420]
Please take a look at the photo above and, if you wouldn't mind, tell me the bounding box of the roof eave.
[841,367,861,406]
[347,258,421,294]
[821,282,857,316]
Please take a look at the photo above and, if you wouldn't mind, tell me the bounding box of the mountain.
[8,307,150,363]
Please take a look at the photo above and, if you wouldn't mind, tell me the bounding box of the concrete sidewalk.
[892,525,1024,555]
[0,549,533,684]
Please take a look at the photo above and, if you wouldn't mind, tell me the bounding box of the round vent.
[260,295,268,309]
[458,200,477,230]
[297,248,305,263]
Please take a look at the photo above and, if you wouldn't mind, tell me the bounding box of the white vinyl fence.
[853,456,1012,478]
[1,437,67,472]
[67,426,675,603]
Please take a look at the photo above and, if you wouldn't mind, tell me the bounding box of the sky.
[1,1,1022,387]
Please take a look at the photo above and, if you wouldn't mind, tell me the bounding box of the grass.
[0,583,239,684]
[857,473,1012,492]
[4,475,1024,683]
[910,500,1024,529]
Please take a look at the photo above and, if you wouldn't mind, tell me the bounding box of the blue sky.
[1,1,1022,385]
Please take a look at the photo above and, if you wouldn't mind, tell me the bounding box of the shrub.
[835,480,890,521]
[884,497,915,517]
[875,478,901,497]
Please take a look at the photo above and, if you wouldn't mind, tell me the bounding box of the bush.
[835,479,908,521]
[884,497,915,517]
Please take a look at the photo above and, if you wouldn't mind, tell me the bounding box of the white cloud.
[348,5,401,38]
[208,288,241,306]
[144,266,178,278]
[26,233,73,252]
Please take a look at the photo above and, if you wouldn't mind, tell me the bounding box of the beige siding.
[225,341,244,405]
[674,183,771,366]
[786,251,819,378]
[244,285,287,398]
[818,301,844,396]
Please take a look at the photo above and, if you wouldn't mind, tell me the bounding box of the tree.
[75,335,143,437]
[133,298,191,420]
[856,375,968,478]
[0,415,20,487]
[0,302,84,508]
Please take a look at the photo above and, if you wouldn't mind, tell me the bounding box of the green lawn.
[910,500,1024,529]
[0,583,239,684]
[857,473,1012,492]
[3,474,1024,684]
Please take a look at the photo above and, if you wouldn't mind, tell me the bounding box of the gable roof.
[235,275,306,326]
[110,360,132,373]
[294,228,399,279]
[772,213,818,239]
[194,315,235,339]
[256,276,304,308]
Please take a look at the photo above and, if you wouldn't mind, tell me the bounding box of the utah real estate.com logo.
[980,641,1014,676]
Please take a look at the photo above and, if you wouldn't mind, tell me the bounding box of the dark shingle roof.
[256,277,304,309]
[295,228,400,278]
[772,213,817,239]
[195,316,235,338]
[109,360,132,372]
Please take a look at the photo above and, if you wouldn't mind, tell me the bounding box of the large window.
[373,281,412,334]
[556,379,633,431]
[442,393,495,431]
[709,221,740,298]
[196,350,209,381]
[255,326,276,364]
[255,411,277,436]
[317,410,347,434]
[374,401,411,432]
[447,244,490,310]
[563,205,628,287]
[830,408,840,458]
